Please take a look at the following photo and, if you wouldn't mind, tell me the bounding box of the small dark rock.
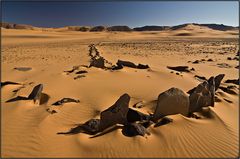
[154,117,173,127]
[137,64,150,69]
[192,60,199,64]
[167,66,190,72]
[52,98,80,106]
[76,70,88,74]
[225,79,239,85]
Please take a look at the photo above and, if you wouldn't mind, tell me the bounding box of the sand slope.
[1,28,239,158]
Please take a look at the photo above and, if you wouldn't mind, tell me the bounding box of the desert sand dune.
[1,25,239,158]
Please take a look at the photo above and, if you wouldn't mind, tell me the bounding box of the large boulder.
[99,94,130,130]
[189,78,215,113]
[153,87,189,121]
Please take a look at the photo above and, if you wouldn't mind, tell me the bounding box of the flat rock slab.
[52,98,80,106]
[225,79,239,85]
[1,81,21,87]
[14,67,32,71]
[99,93,130,131]
[28,84,43,103]
[153,87,189,121]
[167,66,191,72]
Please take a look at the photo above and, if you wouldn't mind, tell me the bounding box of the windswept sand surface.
[1,28,239,158]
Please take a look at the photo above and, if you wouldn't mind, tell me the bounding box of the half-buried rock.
[153,87,189,121]
[122,123,148,137]
[52,98,80,106]
[189,78,215,113]
[167,66,191,72]
[99,93,130,131]
[116,60,137,68]
[28,84,43,104]
[127,108,150,123]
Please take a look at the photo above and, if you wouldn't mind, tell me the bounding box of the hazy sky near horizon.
[2,1,239,27]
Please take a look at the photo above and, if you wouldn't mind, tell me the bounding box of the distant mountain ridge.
[1,22,238,32]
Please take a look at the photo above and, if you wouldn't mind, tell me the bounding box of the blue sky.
[2,1,239,27]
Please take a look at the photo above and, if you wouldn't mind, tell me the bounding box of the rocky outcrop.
[90,26,106,32]
[99,94,130,130]
[107,26,132,32]
[153,87,189,121]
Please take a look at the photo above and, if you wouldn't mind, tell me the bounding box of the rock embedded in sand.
[137,64,150,69]
[52,98,80,106]
[75,70,88,74]
[127,108,150,123]
[122,123,148,137]
[167,66,191,72]
[90,57,105,68]
[1,81,21,87]
[28,84,43,104]
[14,67,32,71]
[194,75,207,81]
[153,87,189,121]
[99,94,130,130]
[192,60,199,64]
[189,78,215,113]
[225,79,239,85]
[154,117,173,127]
[80,119,101,134]
[116,60,137,68]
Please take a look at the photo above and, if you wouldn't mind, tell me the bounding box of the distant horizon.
[2,1,239,28]
[2,21,239,28]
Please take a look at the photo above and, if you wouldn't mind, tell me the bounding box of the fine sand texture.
[1,26,239,158]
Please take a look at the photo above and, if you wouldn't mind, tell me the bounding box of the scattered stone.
[170,71,174,73]
[137,64,150,69]
[52,98,80,106]
[117,60,137,68]
[1,81,21,87]
[154,117,173,127]
[192,60,199,64]
[236,50,239,56]
[14,67,32,71]
[58,119,100,135]
[219,86,237,95]
[235,65,239,69]
[127,108,150,123]
[217,63,232,68]
[225,79,239,85]
[190,68,195,71]
[176,72,180,75]
[201,59,206,61]
[122,123,148,137]
[167,66,190,72]
[207,59,213,62]
[153,87,189,121]
[75,70,88,74]
[194,75,207,81]
[227,57,232,60]
[233,57,239,61]
[99,94,130,130]
[27,84,43,104]
[74,75,86,80]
